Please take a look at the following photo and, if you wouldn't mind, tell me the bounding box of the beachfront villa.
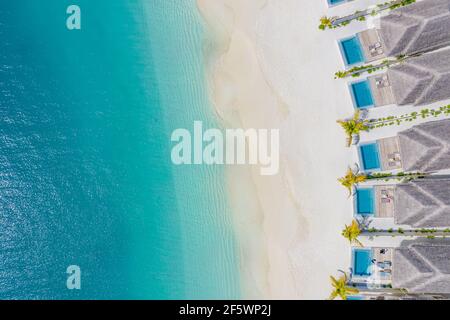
[349,47,450,109]
[354,178,450,228]
[350,240,450,295]
[357,119,450,172]
[339,0,450,67]
[334,0,450,300]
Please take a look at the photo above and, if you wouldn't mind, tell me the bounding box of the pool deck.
[372,247,393,283]
[373,247,393,264]
[378,137,402,171]
[352,247,393,285]
[358,29,386,63]
[374,186,395,218]
[368,73,396,107]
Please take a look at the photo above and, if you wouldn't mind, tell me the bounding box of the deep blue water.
[0,0,240,299]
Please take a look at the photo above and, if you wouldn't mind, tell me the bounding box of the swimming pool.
[340,36,365,66]
[359,143,381,171]
[347,295,364,300]
[351,80,374,109]
[328,0,346,6]
[353,249,373,276]
[356,188,375,215]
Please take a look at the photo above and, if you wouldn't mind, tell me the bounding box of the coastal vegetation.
[338,168,367,196]
[366,172,427,182]
[329,273,359,300]
[337,110,369,147]
[338,105,450,146]
[368,105,450,129]
[319,0,416,31]
[319,16,334,30]
[342,220,363,246]
[334,55,410,79]
[342,220,450,245]
[330,275,420,300]
[338,168,427,194]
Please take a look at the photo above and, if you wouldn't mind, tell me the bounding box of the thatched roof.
[388,48,450,106]
[393,239,450,294]
[395,178,450,227]
[398,119,450,172]
[380,0,450,57]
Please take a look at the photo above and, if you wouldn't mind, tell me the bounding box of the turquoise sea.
[0,0,240,299]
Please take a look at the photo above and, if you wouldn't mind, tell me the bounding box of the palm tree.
[337,110,369,147]
[342,220,363,247]
[319,16,334,30]
[329,274,359,300]
[338,167,367,197]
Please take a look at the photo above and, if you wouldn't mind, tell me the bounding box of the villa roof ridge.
[394,171,450,227]
[393,246,435,290]
[410,242,450,275]
[394,184,439,226]
[398,119,450,172]
[424,148,450,172]
[417,207,450,227]
[398,132,440,172]
[388,64,432,105]
[380,15,420,57]
[388,47,450,106]
[400,17,427,57]
[379,0,450,58]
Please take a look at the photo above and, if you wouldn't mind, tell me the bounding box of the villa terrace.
[358,119,450,173]
[355,178,450,228]
[352,239,450,295]
[367,73,396,107]
[349,47,450,109]
[340,0,450,67]
[358,29,386,63]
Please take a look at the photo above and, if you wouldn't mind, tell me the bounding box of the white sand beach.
[196,0,384,299]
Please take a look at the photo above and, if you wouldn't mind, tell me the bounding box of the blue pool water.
[360,143,381,171]
[0,1,240,299]
[356,189,375,215]
[340,36,365,65]
[329,0,346,5]
[353,250,373,276]
[347,296,364,300]
[351,80,374,109]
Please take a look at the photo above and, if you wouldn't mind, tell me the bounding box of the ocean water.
[0,0,240,299]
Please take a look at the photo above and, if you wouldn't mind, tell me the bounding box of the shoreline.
[197,0,353,299]
[197,0,305,299]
